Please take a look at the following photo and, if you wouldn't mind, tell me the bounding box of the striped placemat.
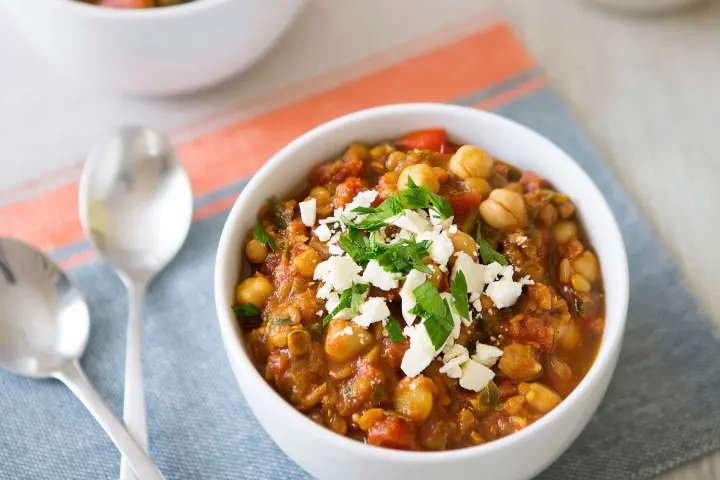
[1,15,718,480]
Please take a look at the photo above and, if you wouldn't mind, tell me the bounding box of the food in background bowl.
[233,128,605,451]
[78,0,193,7]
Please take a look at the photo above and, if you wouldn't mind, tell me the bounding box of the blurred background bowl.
[0,0,306,96]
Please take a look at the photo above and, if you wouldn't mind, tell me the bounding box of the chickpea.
[570,273,591,293]
[370,143,395,158]
[549,356,573,382]
[324,320,373,361]
[448,230,478,258]
[449,145,494,179]
[235,274,273,309]
[479,189,528,233]
[381,171,400,185]
[309,186,332,203]
[245,239,268,264]
[354,408,385,431]
[394,375,437,422]
[267,319,295,348]
[519,382,561,414]
[385,151,407,171]
[287,330,311,356]
[558,322,581,350]
[504,182,524,195]
[553,221,578,244]
[398,164,440,193]
[498,343,542,381]
[572,251,600,283]
[557,200,575,218]
[464,177,491,197]
[348,142,370,161]
[429,264,444,290]
[293,249,321,277]
[538,203,558,228]
[328,415,348,436]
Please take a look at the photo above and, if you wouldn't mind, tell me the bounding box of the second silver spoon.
[79,127,193,480]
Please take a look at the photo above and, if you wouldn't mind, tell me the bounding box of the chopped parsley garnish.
[323,283,368,325]
[350,284,368,316]
[265,196,289,231]
[353,195,403,230]
[232,303,260,317]
[398,177,453,219]
[385,317,405,343]
[253,222,276,252]
[232,303,262,329]
[475,221,509,266]
[377,239,432,274]
[338,226,432,274]
[410,281,455,350]
[450,270,470,322]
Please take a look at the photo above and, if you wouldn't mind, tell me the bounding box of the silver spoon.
[78,126,193,480]
[0,238,164,480]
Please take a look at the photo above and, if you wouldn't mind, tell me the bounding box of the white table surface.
[0,0,718,478]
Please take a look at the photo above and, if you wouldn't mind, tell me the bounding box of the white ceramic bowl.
[0,0,306,95]
[215,104,629,480]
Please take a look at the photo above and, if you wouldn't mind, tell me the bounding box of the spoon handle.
[56,361,164,480]
[120,281,148,480]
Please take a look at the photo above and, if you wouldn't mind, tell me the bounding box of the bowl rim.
[214,102,629,461]
[48,0,231,20]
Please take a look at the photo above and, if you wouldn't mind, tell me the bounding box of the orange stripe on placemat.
[0,22,533,253]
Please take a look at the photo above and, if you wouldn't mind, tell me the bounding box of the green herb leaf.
[232,303,260,317]
[355,195,403,230]
[385,317,406,343]
[253,222,277,252]
[377,239,432,274]
[475,221,509,266]
[272,317,292,326]
[398,177,429,210]
[323,283,368,325]
[428,192,453,219]
[450,270,470,321]
[350,283,369,316]
[266,196,288,231]
[411,281,455,350]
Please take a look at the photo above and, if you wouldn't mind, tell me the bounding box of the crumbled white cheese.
[459,360,495,392]
[400,323,438,377]
[399,269,428,324]
[483,262,506,283]
[416,230,454,267]
[439,344,470,378]
[452,252,486,294]
[472,298,483,312]
[299,198,317,227]
[314,256,363,291]
[430,211,455,229]
[473,343,504,367]
[317,282,333,300]
[314,224,331,242]
[448,224,458,234]
[353,297,390,328]
[361,259,400,291]
[469,292,481,303]
[328,244,344,256]
[342,326,354,335]
[345,190,379,221]
[391,210,432,234]
[485,278,523,309]
[516,235,527,246]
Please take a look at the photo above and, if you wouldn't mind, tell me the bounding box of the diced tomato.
[519,171,549,193]
[394,129,447,153]
[333,177,367,208]
[310,149,365,186]
[368,415,418,450]
[448,192,482,216]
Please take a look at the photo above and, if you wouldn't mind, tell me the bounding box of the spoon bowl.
[79,126,193,283]
[0,238,89,377]
[0,238,164,480]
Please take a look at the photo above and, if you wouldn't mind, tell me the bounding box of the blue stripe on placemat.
[2,86,719,480]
